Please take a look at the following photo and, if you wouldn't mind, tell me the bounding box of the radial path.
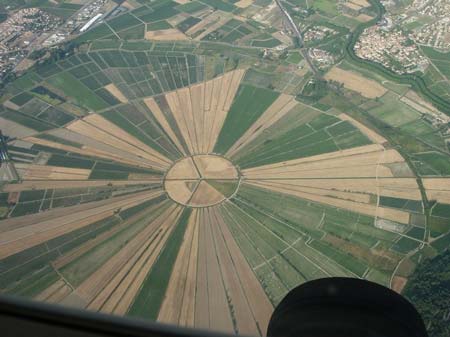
[165,155,240,207]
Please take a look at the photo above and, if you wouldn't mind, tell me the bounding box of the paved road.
[274,0,321,77]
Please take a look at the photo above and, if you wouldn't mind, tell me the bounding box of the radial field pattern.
[0,67,429,336]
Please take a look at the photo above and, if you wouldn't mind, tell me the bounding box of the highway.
[274,0,321,77]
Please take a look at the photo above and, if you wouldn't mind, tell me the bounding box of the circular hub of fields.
[164,155,240,208]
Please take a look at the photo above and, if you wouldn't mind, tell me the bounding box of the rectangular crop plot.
[108,13,142,32]
[176,1,208,14]
[139,2,179,23]
[10,92,34,106]
[47,72,109,111]
[199,0,235,12]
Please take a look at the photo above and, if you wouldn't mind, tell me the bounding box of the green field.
[214,85,280,154]
[128,208,192,319]
[368,92,421,127]
[47,72,109,111]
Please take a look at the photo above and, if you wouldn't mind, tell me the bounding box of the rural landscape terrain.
[0,0,449,336]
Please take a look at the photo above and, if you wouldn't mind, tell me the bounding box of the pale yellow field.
[400,94,439,115]
[78,204,181,303]
[186,12,230,40]
[194,210,209,329]
[0,117,36,138]
[246,180,411,224]
[349,0,370,7]
[206,70,245,152]
[203,77,222,153]
[392,276,408,293]
[355,14,374,22]
[66,118,170,170]
[338,113,387,144]
[405,90,439,113]
[226,94,297,158]
[194,16,231,41]
[272,31,292,45]
[165,155,239,206]
[35,280,66,302]
[91,206,179,313]
[158,209,198,324]
[3,100,20,111]
[84,114,172,166]
[179,88,200,152]
[243,144,384,174]
[42,283,72,304]
[16,164,91,180]
[0,190,162,259]
[190,83,206,153]
[47,128,159,169]
[178,209,200,327]
[53,202,167,271]
[193,155,238,179]
[343,2,362,11]
[423,178,450,190]
[235,0,254,8]
[3,179,157,192]
[144,97,187,155]
[161,69,244,155]
[325,67,387,98]
[145,29,188,41]
[241,138,421,226]
[104,84,128,103]
[209,207,262,334]
[189,181,225,206]
[165,89,196,154]
[0,191,138,233]
[165,157,199,180]
[121,1,137,9]
[249,177,421,201]
[197,209,234,332]
[109,207,182,315]
[23,136,153,169]
[423,178,450,204]
[243,147,406,179]
[213,206,273,333]
[262,181,372,203]
[166,180,197,205]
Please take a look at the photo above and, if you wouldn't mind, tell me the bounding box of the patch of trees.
[403,250,450,337]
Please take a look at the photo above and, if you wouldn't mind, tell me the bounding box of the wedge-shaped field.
[0,66,432,337]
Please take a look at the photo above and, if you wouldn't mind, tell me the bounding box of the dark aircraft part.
[0,278,427,337]
[267,277,428,337]
[0,293,229,337]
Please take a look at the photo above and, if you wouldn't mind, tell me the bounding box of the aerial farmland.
[0,0,449,336]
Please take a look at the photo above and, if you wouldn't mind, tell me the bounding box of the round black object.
[267,277,428,337]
